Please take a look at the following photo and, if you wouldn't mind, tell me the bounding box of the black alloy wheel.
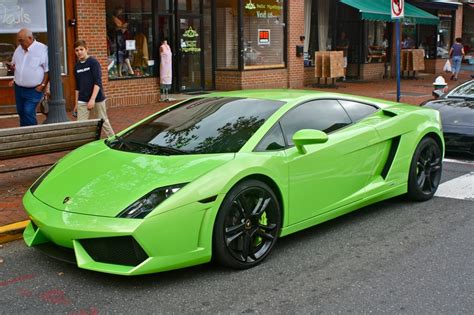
[407,137,442,201]
[213,179,281,269]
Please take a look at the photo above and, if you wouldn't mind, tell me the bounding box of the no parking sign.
[391,0,404,19]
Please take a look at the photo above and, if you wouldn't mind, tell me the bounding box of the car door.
[281,99,382,224]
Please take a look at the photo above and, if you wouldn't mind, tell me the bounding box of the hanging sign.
[391,0,404,19]
[258,29,270,45]
[181,26,201,53]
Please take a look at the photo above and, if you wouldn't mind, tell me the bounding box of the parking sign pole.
[396,19,401,102]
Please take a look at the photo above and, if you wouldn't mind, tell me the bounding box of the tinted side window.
[339,100,378,122]
[255,123,286,151]
[280,100,351,145]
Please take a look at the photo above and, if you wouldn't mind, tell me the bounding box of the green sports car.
[23,90,444,275]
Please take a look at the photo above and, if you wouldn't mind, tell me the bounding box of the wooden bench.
[0,119,103,160]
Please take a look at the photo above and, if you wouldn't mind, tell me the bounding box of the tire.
[213,179,281,269]
[407,137,442,201]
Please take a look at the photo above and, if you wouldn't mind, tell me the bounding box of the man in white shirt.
[8,28,49,126]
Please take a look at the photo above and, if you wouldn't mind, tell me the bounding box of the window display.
[242,0,285,68]
[0,0,66,78]
[106,1,154,79]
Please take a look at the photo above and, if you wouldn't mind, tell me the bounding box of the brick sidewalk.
[0,70,472,230]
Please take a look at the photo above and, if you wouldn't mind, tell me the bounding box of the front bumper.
[23,190,218,275]
[444,132,474,155]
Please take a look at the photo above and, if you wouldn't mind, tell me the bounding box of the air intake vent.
[80,236,148,266]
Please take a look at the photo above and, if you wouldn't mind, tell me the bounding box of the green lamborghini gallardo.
[23,90,444,275]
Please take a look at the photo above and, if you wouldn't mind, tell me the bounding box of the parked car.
[422,80,474,155]
[23,90,444,275]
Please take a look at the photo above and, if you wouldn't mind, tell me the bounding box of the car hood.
[33,144,234,217]
[424,99,474,127]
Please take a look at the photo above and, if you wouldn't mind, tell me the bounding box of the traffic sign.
[391,0,404,19]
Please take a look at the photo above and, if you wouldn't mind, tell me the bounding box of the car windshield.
[447,80,474,99]
[107,97,285,155]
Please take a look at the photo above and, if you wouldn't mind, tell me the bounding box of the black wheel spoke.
[252,197,271,217]
[233,199,246,218]
[225,223,245,246]
[424,174,433,192]
[225,229,244,246]
[255,228,275,241]
[241,233,252,261]
[417,173,426,188]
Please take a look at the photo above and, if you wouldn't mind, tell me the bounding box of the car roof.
[201,89,398,108]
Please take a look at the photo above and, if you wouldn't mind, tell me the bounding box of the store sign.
[0,0,47,34]
[391,0,404,19]
[244,0,282,18]
[181,26,201,53]
[258,29,270,45]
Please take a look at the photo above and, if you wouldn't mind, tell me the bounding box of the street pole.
[44,0,69,124]
[396,19,401,103]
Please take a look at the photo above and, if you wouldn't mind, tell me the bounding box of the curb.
[0,220,29,244]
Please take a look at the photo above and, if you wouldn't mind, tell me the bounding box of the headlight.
[30,164,56,194]
[117,183,187,219]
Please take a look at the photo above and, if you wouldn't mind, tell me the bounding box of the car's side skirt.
[280,184,406,237]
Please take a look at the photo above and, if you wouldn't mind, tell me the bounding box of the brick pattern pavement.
[0,70,472,227]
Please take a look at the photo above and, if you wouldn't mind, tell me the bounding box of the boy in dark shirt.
[74,40,114,137]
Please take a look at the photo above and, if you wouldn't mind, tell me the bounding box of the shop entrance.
[176,16,204,92]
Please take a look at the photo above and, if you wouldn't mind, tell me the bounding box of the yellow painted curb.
[0,220,30,244]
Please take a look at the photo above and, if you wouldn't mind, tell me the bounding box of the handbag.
[39,97,49,115]
[443,59,452,73]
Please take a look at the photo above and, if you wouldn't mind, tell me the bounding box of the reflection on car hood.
[33,142,234,217]
[424,99,474,127]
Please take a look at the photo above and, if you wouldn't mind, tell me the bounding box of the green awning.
[340,0,439,25]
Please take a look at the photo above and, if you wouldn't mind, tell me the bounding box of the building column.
[286,0,305,89]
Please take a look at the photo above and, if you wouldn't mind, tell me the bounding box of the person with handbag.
[449,37,465,81]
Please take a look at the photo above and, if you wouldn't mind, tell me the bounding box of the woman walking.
[449,37,465,81]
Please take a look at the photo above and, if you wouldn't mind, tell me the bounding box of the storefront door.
[176,16,204,92]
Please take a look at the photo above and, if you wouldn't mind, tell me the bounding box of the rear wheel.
[213,179,281,269]
[407,137,442,201]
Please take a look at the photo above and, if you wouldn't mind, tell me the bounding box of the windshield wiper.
[107,135,133,150]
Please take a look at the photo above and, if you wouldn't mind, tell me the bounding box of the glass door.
[177,16,204,91]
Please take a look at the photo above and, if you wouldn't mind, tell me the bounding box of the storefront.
[408,0,463,73]
[303,0,439,82]
[0,0,76,115]
[0,0,304,114]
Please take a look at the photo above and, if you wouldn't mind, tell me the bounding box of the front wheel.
[213,179,281,269]
[407,137,442,201]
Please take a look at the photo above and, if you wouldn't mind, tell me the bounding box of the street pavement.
[0,70,472,232]
[0,159,472,313]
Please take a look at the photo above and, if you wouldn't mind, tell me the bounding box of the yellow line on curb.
[0,220,30,234]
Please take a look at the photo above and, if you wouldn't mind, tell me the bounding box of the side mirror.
[292,129,328,154]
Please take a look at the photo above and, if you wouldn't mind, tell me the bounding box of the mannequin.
[160,38,172,101]
[112,6,134,76]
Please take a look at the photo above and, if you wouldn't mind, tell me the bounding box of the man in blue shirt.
[73,39,114,137]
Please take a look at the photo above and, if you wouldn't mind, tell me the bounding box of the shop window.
[216,0,238,70]
[0,0,67,78]
[106,1,154,80]
[419,24,437,59]
[366,21,388,63]
[437,12,452,59]
[242,0,285,69]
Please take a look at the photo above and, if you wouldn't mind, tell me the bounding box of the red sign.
[391,0,404,19]
[258,29,270,45]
